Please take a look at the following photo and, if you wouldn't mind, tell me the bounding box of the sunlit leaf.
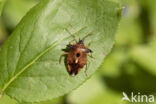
[0,0,121,102]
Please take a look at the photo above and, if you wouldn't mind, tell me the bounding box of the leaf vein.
[13,22,36,76]
[1,36,67,94]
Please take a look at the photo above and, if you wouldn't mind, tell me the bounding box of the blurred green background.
[0,0,156,104]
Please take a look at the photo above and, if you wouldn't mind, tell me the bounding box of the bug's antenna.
[79,37,81,41]
[65,28,77,43]
[69,24,81,41]
[69,24,77,32]
[82,31,94,41]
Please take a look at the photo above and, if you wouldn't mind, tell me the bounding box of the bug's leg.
[85,60,90,76]
[87,40,93,47]
[59,52,68,64]
[88,54,95,59]
[85,63,88,76]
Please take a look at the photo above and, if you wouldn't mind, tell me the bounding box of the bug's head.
[67,44,73,48]
[67,44,76,49]
[78,40,84,44]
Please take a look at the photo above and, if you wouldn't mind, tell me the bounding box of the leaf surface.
[0,0,121,102]
[0,0,6,15]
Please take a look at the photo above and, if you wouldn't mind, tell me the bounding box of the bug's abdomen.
[68,63,80,75]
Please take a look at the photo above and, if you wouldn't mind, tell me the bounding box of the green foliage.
[1,0,156,104]
[97,0,156,103]
[0,0,121,103]
[68,75,124,104]
[2,0,39,29]
[0,0,5,15]
[0,19,7,45]
[0,95,18,104]
[0,94,63,104]
[130,38,156,75]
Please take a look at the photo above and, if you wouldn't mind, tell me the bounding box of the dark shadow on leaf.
[61,47,70,74]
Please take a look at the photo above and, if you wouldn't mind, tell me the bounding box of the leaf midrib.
[0,37,66,94]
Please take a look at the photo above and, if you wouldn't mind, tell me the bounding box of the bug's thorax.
[69,46,87,61]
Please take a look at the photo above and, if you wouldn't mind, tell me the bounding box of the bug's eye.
[88,49,93,53]
[76,53,80,57]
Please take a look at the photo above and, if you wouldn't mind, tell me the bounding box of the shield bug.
[59,38,94,76]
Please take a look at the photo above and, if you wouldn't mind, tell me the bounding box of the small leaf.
[0,0,121,102]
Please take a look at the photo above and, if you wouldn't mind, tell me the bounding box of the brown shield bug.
[59,36,94,76]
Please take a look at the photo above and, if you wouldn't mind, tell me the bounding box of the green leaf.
[99,48,128,76]
[0,94,18,104]
[68,75,104,104]
[0,94,64,104]
[130,36,156,75]
[23,97,64,104]
[68,74,124,104]
[130,45,156,75]
[0,0,6,15]
[2,0,39,29]
[0,0,121,102]
[0,19,7,45]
